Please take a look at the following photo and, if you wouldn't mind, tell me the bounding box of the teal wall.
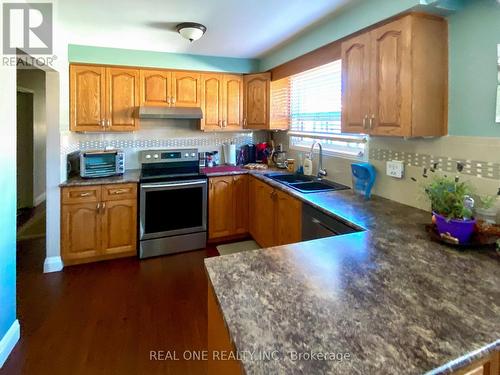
[0,73,17,344]
[258,0,420,71]
[68,44,260,73]
[447,0,500,137]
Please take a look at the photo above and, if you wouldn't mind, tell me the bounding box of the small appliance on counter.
[67,149,125,179]
[256,142,269,164]
[237,144,257,165]
[351,162,376,199]
[272,150,288,169]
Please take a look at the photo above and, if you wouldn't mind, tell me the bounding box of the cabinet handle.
[101,202,106,214]
[243,118,247,127]
[96,202,100,211]
[363,115,368,129]
[100,119,105,128]
[112,189,127,195]
[210,180,213,189]
[369,114,375,130]
[223,120,227,128]
[79,192,91,197]
[171,97,176,105]
[218,120,223,128]
[167,97,171,105]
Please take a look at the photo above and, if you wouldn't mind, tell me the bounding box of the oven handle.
[141,180,207,189]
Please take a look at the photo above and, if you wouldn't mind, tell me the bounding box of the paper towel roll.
[223,144,237,165]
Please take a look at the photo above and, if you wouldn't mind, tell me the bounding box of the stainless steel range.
[139,148,207,259]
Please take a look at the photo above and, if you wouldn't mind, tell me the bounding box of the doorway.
[16,68,47,242]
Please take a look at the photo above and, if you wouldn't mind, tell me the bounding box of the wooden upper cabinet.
[223,74,244,130]
[341,14,447,137]
[140,69,172,106]
[201,74,223,131]
[172,71,201,107]
[107,67,140,131]
[70,65,107,132]
[369,17,412,136]
[243,73,270,129]
[341,33,371,134]
[269,77,290,130]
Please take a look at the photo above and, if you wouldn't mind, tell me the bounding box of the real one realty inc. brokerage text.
[150,350,352,362]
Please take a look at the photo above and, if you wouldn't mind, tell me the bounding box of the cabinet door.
[275,190,302,246]
[248,177,257,239]
[243,73,270,129]
[201,74,223,131]
[232,175,248,235]
[107,67,140,131]
[70,65,107,132]
[341,34,372,134]
[369,17,412,136]
[223,74,243,130]
[172,71,201,107]
[61,202,101,262]
[208,176,234,239]
[253,179,275,248]
[101,199,137,256]
[140,69,172,106]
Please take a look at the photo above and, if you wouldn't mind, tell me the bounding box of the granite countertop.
[205,172,500,375]
[59,169,141,187]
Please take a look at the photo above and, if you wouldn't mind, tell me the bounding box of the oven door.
[140,179,207,240]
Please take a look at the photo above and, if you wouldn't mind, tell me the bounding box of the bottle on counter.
[303,153,313,176]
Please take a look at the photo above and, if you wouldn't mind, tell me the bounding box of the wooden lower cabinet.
[61,183,137,265]
[275,190,302,246]
[252,178,276,248]
[452,350,500,375]
[209,176,234,239]
[61,202,102,261]
[101,199,137,256]
[209,175,249,240]
[208,280,243,375]
[249,176,302,248]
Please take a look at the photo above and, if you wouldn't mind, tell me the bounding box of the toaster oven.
[67,150,125,179]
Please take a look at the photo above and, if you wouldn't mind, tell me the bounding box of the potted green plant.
[425,175,476,243]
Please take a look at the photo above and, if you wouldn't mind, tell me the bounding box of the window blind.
[288,59,366,157]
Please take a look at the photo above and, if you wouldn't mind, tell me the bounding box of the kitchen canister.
[223,143,237,165]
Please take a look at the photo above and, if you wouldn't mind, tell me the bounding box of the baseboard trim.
[43,256,63,273]
[0,320,20,368]
[34,192,46,207]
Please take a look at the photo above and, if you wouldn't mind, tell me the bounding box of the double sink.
[265,173,349,193]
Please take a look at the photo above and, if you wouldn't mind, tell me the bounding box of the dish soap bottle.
[303,153,313,176]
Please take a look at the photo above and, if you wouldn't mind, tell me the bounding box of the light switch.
[386,160,405,179]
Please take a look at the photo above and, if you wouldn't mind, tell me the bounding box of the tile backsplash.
[61,120,269,169]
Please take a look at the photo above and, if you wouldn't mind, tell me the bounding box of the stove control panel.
[140,149,199,164]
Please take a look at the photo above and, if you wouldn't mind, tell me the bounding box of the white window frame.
[287,59,367,160]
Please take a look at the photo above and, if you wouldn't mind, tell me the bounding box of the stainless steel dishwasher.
[302,203,362,241]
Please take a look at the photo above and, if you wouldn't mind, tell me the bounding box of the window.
[288,60,367,158]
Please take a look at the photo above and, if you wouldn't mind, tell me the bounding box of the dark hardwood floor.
[1,237,219,375]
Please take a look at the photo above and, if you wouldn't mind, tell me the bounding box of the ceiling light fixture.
[176,22,207,42]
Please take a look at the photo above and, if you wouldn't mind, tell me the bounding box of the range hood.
[139,106,203,120]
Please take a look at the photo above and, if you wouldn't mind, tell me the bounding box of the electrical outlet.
[386,160,405,179]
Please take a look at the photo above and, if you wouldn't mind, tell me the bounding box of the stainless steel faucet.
[310,141,327,179]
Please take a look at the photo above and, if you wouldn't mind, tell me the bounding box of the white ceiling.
[58,0,352,59]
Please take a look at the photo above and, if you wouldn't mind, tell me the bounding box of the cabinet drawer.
[102,183,137,201]
[62,186,101,204]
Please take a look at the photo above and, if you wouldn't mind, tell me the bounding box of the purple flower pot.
[433,212,476,244]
